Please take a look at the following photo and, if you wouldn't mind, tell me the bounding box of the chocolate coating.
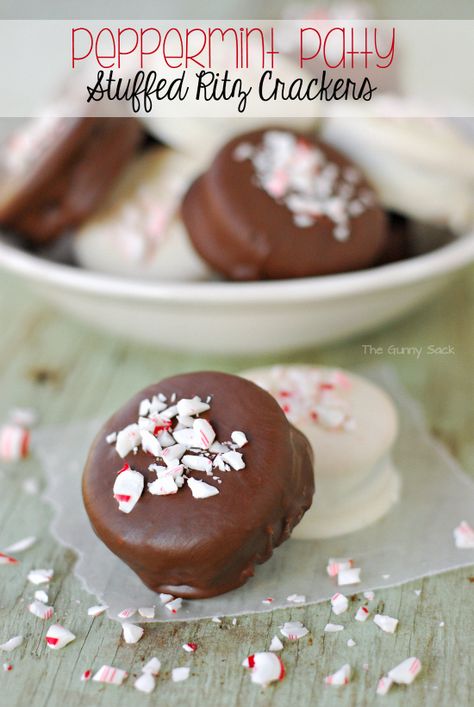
[0,117,143,244]
[182,128,388,280]
[82,371,314,599]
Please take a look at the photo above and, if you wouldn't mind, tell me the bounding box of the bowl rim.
[1,230,474,304]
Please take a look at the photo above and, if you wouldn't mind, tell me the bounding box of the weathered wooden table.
[0,269,472,707]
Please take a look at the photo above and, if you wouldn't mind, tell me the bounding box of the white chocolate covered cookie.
[74,147,212,281]
[241,364,400,539]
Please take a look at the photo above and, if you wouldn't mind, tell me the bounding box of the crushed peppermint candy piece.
[143,657,161,675]
[347,639,356,647]
[106,432,117,444]
[262,597,274,604]
[280,621,309,640]
[331,592,349,615]
[327,558,354,578]
[134,672,156,694]
[3,663,13,672]
[28,600,53,620]
[193,418,216,450]
[148,474,179,496]
[45,624,75,649]
[363,591,375,601]
[183,642,198,653]
[0,552,18,565]
[177,396,210,416]
[453,520,474,549]
[9,408,37,428]
[140,429,162,457]
[27,568,53,585]
[81,669,92,682]
[355,606,370,622]
[138,607,155,619]
[287,593,306,604]
[22,478,39,495]
[3,536,36,554]
[118,608,136,619]
[242,652,285,688]
[376,676,393,695]
[182,454,212,473]
[159,593,174,604]
[221,451,245,470]
[211,616,221,623]
[325,624,344,633]
[113,467,144,512]
[165,597,182,614]
[269,636,283,651]
[172,666,190,682]
[34,590,49,603]
[0,636,23,652]
[187,477,219,499]
[231,431,248,448]
[324,663,351,686]
[0,424,30,461]
[388,657,422,685]
[115,423,141,458]
[93,665,128,685]
[374,614,399,634]
[338,567,361,586]
[122,622,144,644]
[87,605,108,617]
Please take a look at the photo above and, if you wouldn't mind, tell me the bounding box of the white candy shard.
[0,424,30,461]
[182,454,213,473]
[122,622,144,644]
[363,591,375,601]
[159,593,174,604]
[106,432,117,444]
[269,636,283,651]
[177,396,210,416]
[9,408,37,428]
[347,639,356,647]
[338,567,361,586]
[187,477,219,499]
[242,652,285,687]
[45,624,76,649]
[331,592,349,615]
[138,607,155,619]
[113,467,144,512]
[93,665,128,685]
[140,430,162,457]
[193,418,216,449]
[142,657,161,675]
[388,657,422,685]
[324,663,351,686]
[280,621,309,640]
[0,636,23,652]
[162,443,186,464]
[28,600,53,620]
[453,520,474,549]
[355,606,370,622]
[374,614,399,634]
[221,451,245,470]
[3,536,36,554]
[165,597,183,614]
[115,424,141,458]
[134,672,156,694]
[87,605,108,617]
[326,558,353,578]
[27,568,53,585]
[34,590,49,603]
[376,676,393,695]
[324,624,344,633]
[172,666,190,682]
[148,475,178,496]
[287,593,306,604]
[231,431,248,448]
[172,427,197,447]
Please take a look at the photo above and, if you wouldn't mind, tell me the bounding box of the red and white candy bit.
[193,419,216,450]
[93,665,128,686]
[280,621,309,640]
[113,467,144,513]
[453,520,474,549]
[165,597,182,614]
[45,624,76,649]
[87,605,108,617]
[387,657,422,685]
[27,568,53,585]
[0,635,23,652]
[138,607,155,619]
[134,672,156,694]
[0,424,30,461]
[182,642,198,653]
[326,557,353,578]
[117,608,136,619]
[231,431,248,448]
[81,669,92,682]
[338,567,361,586]
[140,429,162,457]
[148,474,178,496]
[376,676,393,696]
[324,663,351,687]
[0,552,18,565]
[242,652,285,688]
[115,423,141,458]
[122,623,144,644]
[374,614,399,634]
[269,636,283,651]
[3,663,12,672]
[287,593,306,604]
[187,477,219,499]
[28,600,53,620]
[171,666,190,682]
[331,592,349,615]
[262,597,274,604]
[355,606,370,622]
[324,624,344,633]
[3,536,36,554]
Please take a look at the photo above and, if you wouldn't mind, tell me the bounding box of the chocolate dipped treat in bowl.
[82,371,314,599]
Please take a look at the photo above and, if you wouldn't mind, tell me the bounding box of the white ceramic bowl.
[1,232,473,355]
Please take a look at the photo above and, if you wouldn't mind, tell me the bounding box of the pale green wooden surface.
[0,268,473,707]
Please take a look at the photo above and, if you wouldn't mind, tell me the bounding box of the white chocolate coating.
[241,365,400,539]
[74,147,212,281]
[320,98,474,233]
